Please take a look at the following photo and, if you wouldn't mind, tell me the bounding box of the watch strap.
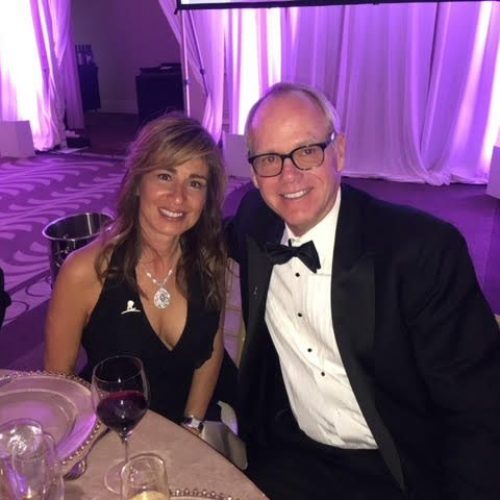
[181,415,204,432]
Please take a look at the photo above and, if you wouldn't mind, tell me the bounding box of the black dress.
[80,270,236,423]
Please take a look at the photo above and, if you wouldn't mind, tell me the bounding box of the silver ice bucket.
[43,212,111,284]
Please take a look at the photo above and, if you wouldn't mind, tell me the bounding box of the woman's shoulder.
[48,237,113,322]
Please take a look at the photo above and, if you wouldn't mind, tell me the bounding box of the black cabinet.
[136,64,184,124]
[78,63,101,112]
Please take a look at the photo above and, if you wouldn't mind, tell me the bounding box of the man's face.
[249,91,345,236]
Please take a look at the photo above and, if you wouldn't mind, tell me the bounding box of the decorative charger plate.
[0,371,101,472]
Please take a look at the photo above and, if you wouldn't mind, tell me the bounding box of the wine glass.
[91,355,150,493]
[121,453,170,500]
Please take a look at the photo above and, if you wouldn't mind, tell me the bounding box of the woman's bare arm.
[44,242,102,373]
[183,326,224,431]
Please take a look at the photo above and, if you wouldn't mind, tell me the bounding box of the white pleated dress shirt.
[265,191,377,449]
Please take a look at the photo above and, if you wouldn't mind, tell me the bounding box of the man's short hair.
[244,82,341,151]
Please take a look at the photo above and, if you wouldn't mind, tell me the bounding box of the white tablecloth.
[65,410,266,500]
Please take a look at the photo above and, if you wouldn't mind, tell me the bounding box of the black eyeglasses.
[248,134,335,178]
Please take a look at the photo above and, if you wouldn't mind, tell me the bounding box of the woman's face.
[137,157,209,244]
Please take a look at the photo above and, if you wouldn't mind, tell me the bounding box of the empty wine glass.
[91,355,150,494]
[121,453,170,500]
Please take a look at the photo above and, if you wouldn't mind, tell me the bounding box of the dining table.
[0,369,267,500]
[65,410,266,500]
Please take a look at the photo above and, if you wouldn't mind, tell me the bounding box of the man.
[226,82,500,499]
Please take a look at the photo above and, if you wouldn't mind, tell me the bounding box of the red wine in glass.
[96,390,148,438]
[91,355,150,493]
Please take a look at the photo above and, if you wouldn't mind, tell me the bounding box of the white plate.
[0,371,101,471]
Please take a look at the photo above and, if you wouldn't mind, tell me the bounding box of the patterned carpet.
[0,153,249,327]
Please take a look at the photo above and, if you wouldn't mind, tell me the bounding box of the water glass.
[121,453,170,500]
[10,431,64,499]
[0,419,44,498]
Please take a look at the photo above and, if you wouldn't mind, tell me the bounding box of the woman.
[45,113,235,430]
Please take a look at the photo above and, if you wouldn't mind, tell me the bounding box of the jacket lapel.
[244,237,273,354]
[240,218,283,366]
[238,215,286,443]
[333,185,405,491]
[333,185,376,363]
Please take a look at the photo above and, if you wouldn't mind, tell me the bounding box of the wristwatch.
[181,415,204,432]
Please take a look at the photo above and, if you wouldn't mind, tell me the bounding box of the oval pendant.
[153,287,171,309]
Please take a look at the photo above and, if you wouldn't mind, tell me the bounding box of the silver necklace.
[145,268,174,309]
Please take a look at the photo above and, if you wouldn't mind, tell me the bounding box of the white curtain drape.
[226,8,283,133]
[336,2,500,184]
[0,0,83,151]
[158,0,226,142]
[48,0,84,130]
[161,1,500,185]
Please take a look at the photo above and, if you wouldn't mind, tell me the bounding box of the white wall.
[71,0,181,114]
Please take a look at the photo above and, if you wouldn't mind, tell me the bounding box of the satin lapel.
[246,236,274,345]
[239,214,282,364]
[238,222,285,444]
[332,185,405,491]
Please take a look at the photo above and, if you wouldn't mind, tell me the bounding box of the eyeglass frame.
[248,133,336,178]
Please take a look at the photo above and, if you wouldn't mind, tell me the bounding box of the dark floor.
[77,111,140,156]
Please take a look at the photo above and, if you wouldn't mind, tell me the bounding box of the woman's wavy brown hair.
[95,113,227,310]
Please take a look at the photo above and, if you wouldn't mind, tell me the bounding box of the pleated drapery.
[0,0,83,151]
[160,1,500,184]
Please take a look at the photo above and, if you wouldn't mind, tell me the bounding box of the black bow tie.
[265,239,321,273]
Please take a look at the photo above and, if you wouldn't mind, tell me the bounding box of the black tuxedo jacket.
[226,183,500,499]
